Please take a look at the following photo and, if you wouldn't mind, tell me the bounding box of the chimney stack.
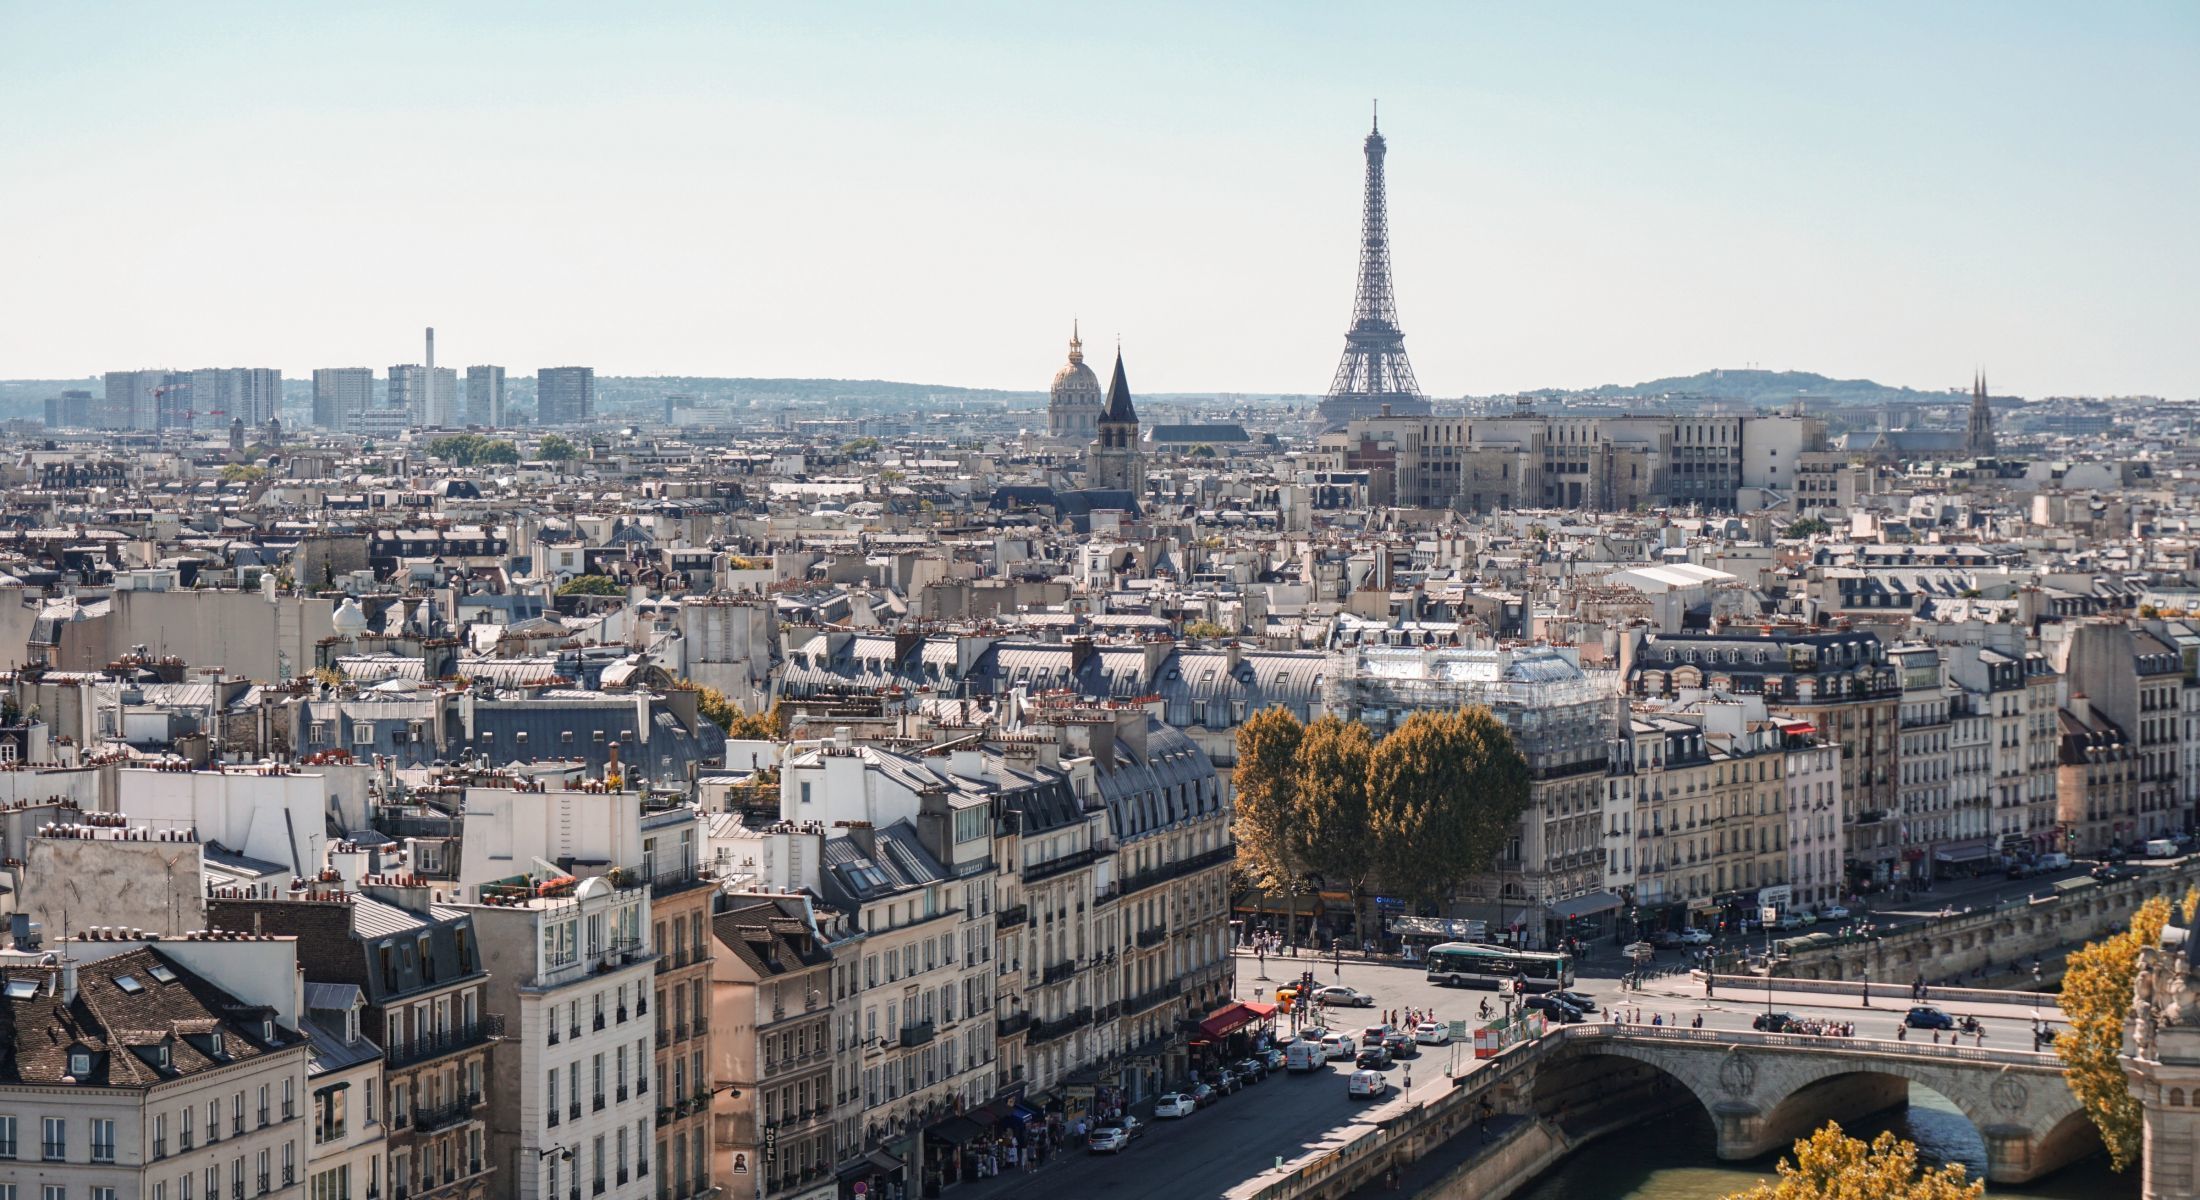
[425,326,436,375]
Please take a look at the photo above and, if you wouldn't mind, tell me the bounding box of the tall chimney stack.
[426,326,436,375]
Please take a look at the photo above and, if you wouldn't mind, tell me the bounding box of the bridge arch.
[1532,1041,1756,1148]
[1752,1055,2093,1184]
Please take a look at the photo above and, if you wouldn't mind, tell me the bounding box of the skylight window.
[147,964,177,984]
[4,977,37,999]
[113,974,145,995]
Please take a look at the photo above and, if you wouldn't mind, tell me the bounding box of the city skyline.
[3,2,2195,398]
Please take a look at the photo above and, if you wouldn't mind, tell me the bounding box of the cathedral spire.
[1068,320,1083,364]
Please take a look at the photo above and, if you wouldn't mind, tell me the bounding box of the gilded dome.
[1050,329,1103,408]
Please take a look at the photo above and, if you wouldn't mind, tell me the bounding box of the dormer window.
[210,1030,225,1057]
[69,1049,91,1076]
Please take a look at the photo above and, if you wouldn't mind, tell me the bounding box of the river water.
[1506,1085,2139,1200]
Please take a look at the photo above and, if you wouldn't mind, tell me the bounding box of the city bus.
[1423,942,1574,992]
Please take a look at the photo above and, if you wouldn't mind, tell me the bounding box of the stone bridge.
[1532,1025,2096,1185]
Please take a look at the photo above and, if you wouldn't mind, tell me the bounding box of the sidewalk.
[920,1096,1163,1200]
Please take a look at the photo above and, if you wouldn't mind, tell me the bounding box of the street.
[959,948,2072,1200]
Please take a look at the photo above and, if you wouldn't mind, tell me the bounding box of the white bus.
[1423,942,1574,992]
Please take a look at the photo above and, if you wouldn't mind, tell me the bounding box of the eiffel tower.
[1316,104,1431,431]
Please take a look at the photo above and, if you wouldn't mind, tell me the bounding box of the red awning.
[1199,1002,1256,1040]
[1241,1001,1278,1019]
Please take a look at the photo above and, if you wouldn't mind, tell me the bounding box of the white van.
[1286,1040,1325,1073]
[2144,840,2179,859]
[2035,851,2072,870]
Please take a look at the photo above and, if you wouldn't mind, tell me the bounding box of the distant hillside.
[1519,368,1957,409]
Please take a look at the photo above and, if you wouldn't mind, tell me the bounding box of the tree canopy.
[1182,619,1233,639]
[537,433,579,461]
[1232,705,1531,929]
[556,574,625,597]
[1723,1123,1983,1200]
[691,684,784,740]
[428,433,521,466]
[2056,893,2170,1172]
[1784,516,1833,538]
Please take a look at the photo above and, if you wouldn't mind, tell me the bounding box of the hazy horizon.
[4,2,2194,398]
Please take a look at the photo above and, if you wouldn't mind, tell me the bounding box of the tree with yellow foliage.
[2055,894,2170,1172]
[1723,1123,1982,1200]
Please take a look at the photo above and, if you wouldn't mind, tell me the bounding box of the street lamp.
[1760,905,1779,1022]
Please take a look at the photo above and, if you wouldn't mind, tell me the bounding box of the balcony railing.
[1123,980,1180,1016]
[1134,925,1167,949]
[1022,842,1112,884]
[411,1092,482,1134]
[1041,960,1076,985]
[994,904,1030,929]
[387,1018,500,1069]
[1027,1007,1092,1045]
[1121,846,1233,895]
[900,1020,936,1047]
[995,1011,1032,1039]
[648,861,713,899]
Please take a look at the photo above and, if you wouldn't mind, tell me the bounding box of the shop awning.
[1198,1002,1258,1040]
[1241,1001,1277,1019]
[836,1148,904,1179]
[1935,842,1996,863]
[1549,890,1622,920]
[926,1115,987,1146]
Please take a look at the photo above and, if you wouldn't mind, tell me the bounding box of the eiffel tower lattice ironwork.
[1317,104,1431,430]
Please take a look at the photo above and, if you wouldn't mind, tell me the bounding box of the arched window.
[2172,1088,2186,1107]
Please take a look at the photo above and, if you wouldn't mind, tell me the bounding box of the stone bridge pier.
[1537,1028,2099,1185]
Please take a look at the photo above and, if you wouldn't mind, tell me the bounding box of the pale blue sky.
[2,2,2194,397]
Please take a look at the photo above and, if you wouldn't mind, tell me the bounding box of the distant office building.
[536,366,595,425]
[467,365,506,426]
[425,366,458,426]
[102,369,172,430]
[44,389,94,428]
[183,367,283,429]
[388,364,425,422]
[312,368,375,430]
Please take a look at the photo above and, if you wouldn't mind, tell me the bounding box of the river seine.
[1506,1084,2139,1200]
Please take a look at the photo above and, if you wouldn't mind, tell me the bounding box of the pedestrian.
[1897,1024,1907,1041]
[1932,1030,1941,1044]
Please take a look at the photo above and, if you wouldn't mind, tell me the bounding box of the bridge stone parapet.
[1775,861,2200,983]
[1543,1025,2093,1185]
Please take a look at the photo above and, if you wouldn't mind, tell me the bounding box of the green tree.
[537,433,579,461]
[1723,1123,1983,1200]
[1230,707,1307,895]
[1182,619,1232,639]
[1367,707,1531,909]
[692,684,783,739]
[840,436,881,457]
[556,574,625,597]
[218,464,266,484]
[1784,516,1832,538]
[2056,894,2170,1172]
[1293,716,1378,946]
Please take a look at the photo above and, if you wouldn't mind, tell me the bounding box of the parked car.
[1298,1025,1330,1043]
[1347,1069,1391,1099]
[1112,1115,1145,1139]
[1414,1021,1451,1046]
[1201,1068,1239,1096]
[1382,1031,1417,1059]
[1753,1011,1802,1032]
[1355,1044,1393,1070]
[1285,1040,1326,1073]
[1154,1093,1197,1119]
[1320,1034,1358,1061]
[1088,1125,1130,1154]
[1677,928,1715,946]
[1820,904,1851,920]
[1261,1046,1288,1071]
[1358,1024,1396,1046]
[1525,994,1585,1023]
[1648,930,1685,948]
[1234,1057,1266,1085]
[1315,985,1378,1008]
[2093,864,2140,882]
[1186,1082,1219,1108]
[1905,1006,1957,1030]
